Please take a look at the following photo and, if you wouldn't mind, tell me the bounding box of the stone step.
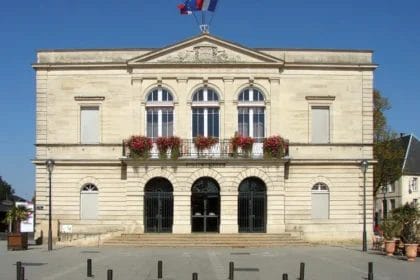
[103,233,307,247]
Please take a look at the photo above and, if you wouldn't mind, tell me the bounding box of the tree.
[0,176,14,201]
[373,90,405,195]
[3,205,30,233]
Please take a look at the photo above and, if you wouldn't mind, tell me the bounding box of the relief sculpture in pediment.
[156,43,242,63]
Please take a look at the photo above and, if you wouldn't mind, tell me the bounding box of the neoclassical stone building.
[33,34,376,242]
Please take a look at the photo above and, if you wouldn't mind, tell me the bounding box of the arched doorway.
[144,177,174,233]
[238,177,267,232]
[191,177,220,233]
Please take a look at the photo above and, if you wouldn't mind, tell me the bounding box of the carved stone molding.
[156,43,242,64]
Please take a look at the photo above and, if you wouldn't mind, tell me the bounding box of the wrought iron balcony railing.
[122,139,289,160]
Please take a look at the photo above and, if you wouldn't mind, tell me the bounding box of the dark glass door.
[144,178,173,233]
[191,178,220,232]
[238,178,266,233]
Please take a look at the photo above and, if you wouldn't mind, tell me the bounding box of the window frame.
[79,105,101,144]
[145,87,175,139]
[237,87,266,140]
[191,87,220,138]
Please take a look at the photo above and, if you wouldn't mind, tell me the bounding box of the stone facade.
[33,34,376,242]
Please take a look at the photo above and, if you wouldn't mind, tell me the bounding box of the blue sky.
[0,0,419,199]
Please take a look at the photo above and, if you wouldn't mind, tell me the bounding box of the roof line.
[37,48,156,52]
[256,47,374,53]
[402,134,413,172]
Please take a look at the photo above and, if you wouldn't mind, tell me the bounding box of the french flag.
[196,0,218,12]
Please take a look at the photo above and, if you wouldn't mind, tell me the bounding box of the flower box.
[263,135,287,159]
[230,135,255,158]
[127,135,153,159]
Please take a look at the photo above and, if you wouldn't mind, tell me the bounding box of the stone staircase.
[103,233,308,247]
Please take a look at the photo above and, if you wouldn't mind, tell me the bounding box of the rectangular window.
[311,106,330,143]
[388,182,395,193]
[207,108,219,138]
[253,107,265,141]
[238,107,264,141]
[390,199,396,210]
[161,109,173,137]
[147,109,159,139]
[192,108,205,137]
[238,108,250,137]
[412,178,418,192]
[80,106,100,144]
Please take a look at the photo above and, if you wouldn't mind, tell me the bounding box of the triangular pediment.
[127,34,284,66]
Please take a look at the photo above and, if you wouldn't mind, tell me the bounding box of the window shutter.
[81,106,100,144]
[312,106,330,143]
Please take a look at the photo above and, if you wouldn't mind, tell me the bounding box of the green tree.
[0,176,14,201]
[373,90,405,195]
[3,205,30,233]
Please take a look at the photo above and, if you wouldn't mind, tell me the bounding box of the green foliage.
[392,203,420,243]
[3,205,31,233]
[0,176,15,201]
[380,219,400,240]
[373,90,405,195]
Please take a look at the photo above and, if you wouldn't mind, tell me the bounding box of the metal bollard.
[87,258,93,277]
[192,272,198,280]
[16,262,22,280]
[158,260,163,279]
[282,273,288,280]
[368,262,373,280]
[299,262,305,280]
[20,267,25,280]
[107,269,113,280]
[228,261,234,280]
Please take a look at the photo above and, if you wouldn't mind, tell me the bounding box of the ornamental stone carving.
[156,43,242,63]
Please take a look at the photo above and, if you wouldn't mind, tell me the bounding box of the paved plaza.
[0,241,419,280]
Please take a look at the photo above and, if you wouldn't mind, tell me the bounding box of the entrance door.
[191,177,220,232]
[144,178,173,233]
[238,177,266,233]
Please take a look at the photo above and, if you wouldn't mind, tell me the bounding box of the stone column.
[172,191,191,234]
[219,191,238,233]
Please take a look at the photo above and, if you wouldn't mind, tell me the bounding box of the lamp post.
[382,185,388,219]
[45,159,55,251]
[361,159,369,252]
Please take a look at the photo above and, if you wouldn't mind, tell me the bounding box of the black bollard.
[192,272,198,280]
[229,261,234,280]
[20,267,25,280]
[158,260,163,279]
[368,262,373,280]
[282,273,288,280]
[107,269,113,280]
[299,262,305,280]
[87,258,93,277]
[16,262,22,280]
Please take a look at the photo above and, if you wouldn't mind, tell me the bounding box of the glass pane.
[254,90,264,101]
[208,89,219,101]
[208,108,219,137]
[192,108,204,137]
[253,108,265,139]
[238,108,249,136]
[147,109,159,139]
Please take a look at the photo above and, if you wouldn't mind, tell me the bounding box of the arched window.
[191,87,220,138]
[311,182,329,219]
[238,87,265,141]
[146,87,174,139]
[80,183,99,220]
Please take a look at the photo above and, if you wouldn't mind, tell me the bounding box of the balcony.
[122,139,289,160]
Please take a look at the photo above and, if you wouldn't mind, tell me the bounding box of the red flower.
[127,135,153,157]
[263,135,286,158]
[194,135,218,151]
[231,135,254,151]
